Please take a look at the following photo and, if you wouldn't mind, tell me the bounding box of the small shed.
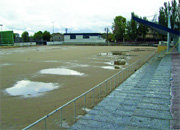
[64,33,105,43]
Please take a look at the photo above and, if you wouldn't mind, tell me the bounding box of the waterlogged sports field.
[0,46,156,129]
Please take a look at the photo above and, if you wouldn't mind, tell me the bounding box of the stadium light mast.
[105,27,109,44]
[65,28,68,33]
[167,4,171,52]
[0,24,2,44]
[52,21,54,42]
[0,24,3,31]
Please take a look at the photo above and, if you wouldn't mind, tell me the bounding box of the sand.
[0,45,156,129]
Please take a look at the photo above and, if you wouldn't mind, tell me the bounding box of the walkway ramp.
[71,54,172,130]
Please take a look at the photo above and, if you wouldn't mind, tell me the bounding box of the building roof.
[64,33,102,36]
[132,16,180,38]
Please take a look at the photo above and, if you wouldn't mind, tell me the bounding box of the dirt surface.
[0,45,156,129]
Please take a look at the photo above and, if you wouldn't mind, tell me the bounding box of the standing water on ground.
[40,68,85,76]
[5,80,59,97]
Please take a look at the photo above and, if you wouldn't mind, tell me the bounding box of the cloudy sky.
[0,0,171,35]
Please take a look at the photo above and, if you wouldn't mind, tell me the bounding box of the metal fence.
[23,51,156,130]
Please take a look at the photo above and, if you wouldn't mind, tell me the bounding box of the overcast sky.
[0,0,171,35]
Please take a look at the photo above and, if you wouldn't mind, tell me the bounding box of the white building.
[64,33,106,43]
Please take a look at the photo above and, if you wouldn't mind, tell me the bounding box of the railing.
[23,51,156,130]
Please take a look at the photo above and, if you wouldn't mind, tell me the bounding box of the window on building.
[70,35,76,39]
[83,35,89,39]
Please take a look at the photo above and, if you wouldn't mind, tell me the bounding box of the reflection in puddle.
[5,80,59,97]
[40,68,84,76]
[101,66,120,70]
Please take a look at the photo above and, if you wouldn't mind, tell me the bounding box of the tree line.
[103,0,179,42]
[19,31,51,42]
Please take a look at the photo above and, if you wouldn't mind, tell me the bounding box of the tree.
[112,16,126,42]
[171,0,179,30]
[33,31,43,41]
[21,31,29,42]
[43,31,51,41]
[130,13,138,41]
[125,21,131,41]
[158,7,167,27]
[102,32,114,42]
[158,0,179,30]
[138,17,149,41]
[126,12,138,41]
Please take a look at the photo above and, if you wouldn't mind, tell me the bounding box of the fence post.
[110,78,112,91]
[114,77,116,88]
[93,89,95,106]
[122,71,124,81]
[60,109,62,130]
[106,81,107,95]
[99,86,101,99]
[84,95,86,109]
[44,118,47,130]
[74,101,76,122]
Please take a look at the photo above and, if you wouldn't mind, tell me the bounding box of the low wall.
[14,42,36,46]
[64,39,106,43]
[47,41,63,45]
[157,45,167,53]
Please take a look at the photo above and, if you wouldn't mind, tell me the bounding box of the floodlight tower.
[0,24,3,44]
[0,24,3,30]
[167,4,171,52]
[52,21,54,42]
[105,27,109,43]
[65,28,68,33]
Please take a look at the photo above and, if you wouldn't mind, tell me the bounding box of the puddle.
[111,51,125,55]
[101,66,121,70]
[5,80,59,97]
[62,120,70,128]
[131,48,146,52]
[114,59,126,65]
[82,107,91,112]
[104,61,114,65]
[98,52,112,56]
[65,62,89,67]
[76,115,83,119]
[43,60,59,63]
[40,68,85,76]
[99,51,126,56]
[0,63,12,67]
[126,56,131,60]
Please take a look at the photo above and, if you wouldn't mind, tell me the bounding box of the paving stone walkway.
[71,54,172,130]
[171,54,180,129]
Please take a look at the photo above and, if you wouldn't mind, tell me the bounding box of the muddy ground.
[0,46,156,129]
